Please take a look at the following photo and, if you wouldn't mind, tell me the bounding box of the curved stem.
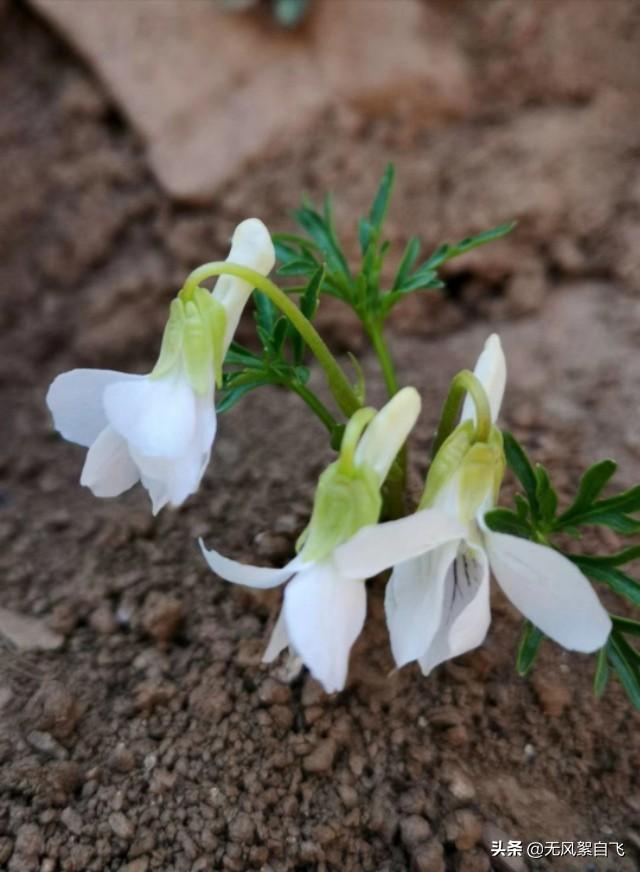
[432,369,492,457]
[288,382,339,436]
[183,262,361,418]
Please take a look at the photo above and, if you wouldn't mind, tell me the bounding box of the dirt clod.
[60,806,82,836]
[25,682,81,741]
[446,809,483,851]
[303,737,337,774]
[532,673,572,717]
[140,593,184,646]
[411,838,445,872]
[228,812,255,844]
[400,814,432,848]
[108,811,135,841]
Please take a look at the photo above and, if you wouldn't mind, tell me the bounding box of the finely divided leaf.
[593,646,609,697]
[570,558,640,607]
[503,432,539,519]
[484,507,533,538]
[423,221,516,271]
[516,621,543,676]
[608,632,640,709]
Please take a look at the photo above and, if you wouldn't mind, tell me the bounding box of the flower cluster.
[48,219,275,514]
[46,168,640,705]
[201,334,610,691]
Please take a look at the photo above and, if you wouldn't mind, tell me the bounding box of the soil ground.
[1,2,640,871]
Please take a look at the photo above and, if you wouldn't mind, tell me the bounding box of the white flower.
[200,387,466,693]
[356,334,612,675]
[47,218,275,514]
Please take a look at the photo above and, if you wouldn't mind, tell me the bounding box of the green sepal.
[300,462,382,564]
[421,423,504,519]
[458,441,501,523]
[183,300,213,395]
[420,421,474,510]
[194,287,227,389]
[151,298,185,380]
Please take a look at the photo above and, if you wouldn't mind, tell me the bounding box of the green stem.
[288,381,339,436]
[432,369,492,457]
[183,262,361,418]
[365,318,399,397]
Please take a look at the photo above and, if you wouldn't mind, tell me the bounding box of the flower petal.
[131,391,217,510]
[283,559,366,693]
[199,540,306,589]
[47,369,141,447]
[263,608,289,663]
[385,539,459,668]
[461,333,506,424]
[334,508,466,580]
[80,426,139,497]
[104,372,196,459]
[213,218,276,351]
[139,472,170,516]
[418,540,491,675]
[484,529,612,652]
[354,387,421,485]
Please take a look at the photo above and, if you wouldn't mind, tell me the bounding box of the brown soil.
[1,2,640,871]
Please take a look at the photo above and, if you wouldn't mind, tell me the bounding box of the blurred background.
[1,1,640,870]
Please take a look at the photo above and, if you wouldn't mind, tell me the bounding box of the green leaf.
[369,163,395,235]
[594,646,609,698]
[290,266,324,365]
[556,492,640,534]
[423,221,516,271]
[300,265,323,320]
[556,459,617,520]
[271,317,289,355]
[392,237,421,291]
[514,494,530,521]
[571,558,640,607]
[535,465,558,524]
[347,352,366,405]
[253,290,277,337]
[216,378,278,414]
[224,342,264,370]
[358,218,372,256]
[555,460,640,532]
[277,258,318,277]
[611,615,640,637]
[503,432,539,520]
[273,232,321,255]
[569,546,640,569]
[395,269,442,294]
[294,203,351,286]
[516,621,543,676]
[484,507,532,538]
[608,632,640,709]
